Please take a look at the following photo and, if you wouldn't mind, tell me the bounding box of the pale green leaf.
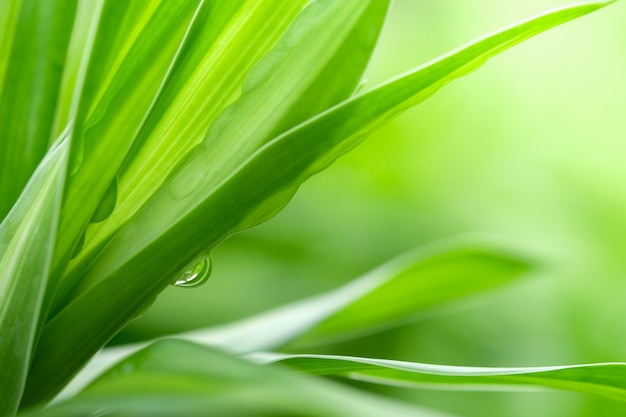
[289,240,531,348]
[184,240,530,352]
[267,353,626,403]
[21,340,458,417]
[58,240,529,398]
[0,138,68,416]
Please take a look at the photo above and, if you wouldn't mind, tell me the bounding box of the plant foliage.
[0,1,618,416]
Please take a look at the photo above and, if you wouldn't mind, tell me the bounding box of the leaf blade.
[23,340,458,417]
[0,138,68,416]
[267,354,626,403]
[57,240,531,399]
[25,0,612,406]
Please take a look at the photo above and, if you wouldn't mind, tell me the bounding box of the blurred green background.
[113,1,626,416]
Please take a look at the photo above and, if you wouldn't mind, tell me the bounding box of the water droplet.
[172,256,212,288]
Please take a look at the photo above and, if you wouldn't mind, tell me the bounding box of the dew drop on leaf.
[172,256,212,288]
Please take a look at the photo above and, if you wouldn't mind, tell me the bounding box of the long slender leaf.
[266,353,626,403]
[289,240,531,348]
[57,240,530,399]
[25,0,390,405]
[20,340,458,417]
[44,0,203,315]
[23,0,612,407]
[62,0,388,302]
[60,2,608,300]
[0,137,68,416]
[181,240,530,352]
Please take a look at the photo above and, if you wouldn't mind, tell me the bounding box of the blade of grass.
[265,353,626,403]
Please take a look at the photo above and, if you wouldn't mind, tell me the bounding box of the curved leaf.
[182,240,530,352]
[46,0,203,314]
[266,353,626,402]
[0,138,68,416]
[58,240,530,399]
[26,0,391,405]
[24,0,612,407]
[21,340,459,417]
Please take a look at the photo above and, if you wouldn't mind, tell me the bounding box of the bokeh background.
[113,1,626,416]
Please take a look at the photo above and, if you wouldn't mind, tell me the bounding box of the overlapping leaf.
[0,139,68,416]
[58,240,530,398]
[0,1,78,412]
[23,2,611,407]
[24,0,391,405]
[64,0,382,294]
[45,0,204,314]
[0,0,614,414]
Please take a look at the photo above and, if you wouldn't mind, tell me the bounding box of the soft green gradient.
[116,1,625,416]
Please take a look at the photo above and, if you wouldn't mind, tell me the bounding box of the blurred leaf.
[0,0,76,221]
[0,138,68,416]
[21,340,459,417]
[291,241,531,347]
[184,240,530,352]
[59,240,530,399]
[266,353,626,403]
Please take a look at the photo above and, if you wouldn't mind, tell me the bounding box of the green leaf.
[0,138,68,416]
[62,0,608,298]
[62,0,388,302]
[0,0,77,221]
[45,0,204,314]
[25,0,390,405]
[20,340,458,417]
[51,0,313,309]
[267,353,626,403]
[57,240,530,399]
[291,240,531,348]
[22,0,612,407]
[187,240,530,352]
